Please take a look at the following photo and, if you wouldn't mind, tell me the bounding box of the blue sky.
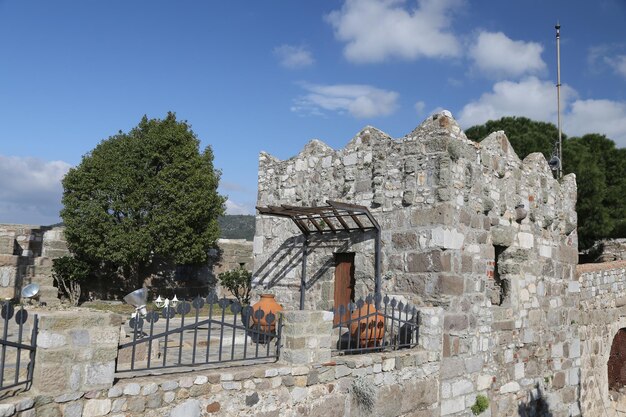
[1,0,625,225]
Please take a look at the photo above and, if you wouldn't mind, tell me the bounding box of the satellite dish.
[21,283,40,299]
[548,156,561,171]
[123,288,147,309]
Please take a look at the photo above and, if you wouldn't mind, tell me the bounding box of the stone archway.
[608,328,626,391]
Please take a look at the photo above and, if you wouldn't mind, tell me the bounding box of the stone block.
[408,250,443,273]
[432,227,465,249]
[392,232,417,250]
[82,399,111,417]
[171,399,201,417]
[411,204,456,227]
[444,314,469,332]
[440,357,464,379]
[436,274,464,296]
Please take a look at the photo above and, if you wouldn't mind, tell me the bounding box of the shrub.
[218,267,252,306]
[471,394,489,415]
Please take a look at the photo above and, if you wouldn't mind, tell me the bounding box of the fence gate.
[0,303,38,393]
[116,294,282,374]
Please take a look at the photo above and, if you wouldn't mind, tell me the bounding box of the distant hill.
[45,217,256,241]
[218,215,255,241]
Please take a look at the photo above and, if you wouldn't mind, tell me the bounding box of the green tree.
[563,134,626,248]
[465,116,563,160]
[52,255,91,306]
[61,112,226,289]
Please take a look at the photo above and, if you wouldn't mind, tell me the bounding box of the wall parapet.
[0,347,439,416]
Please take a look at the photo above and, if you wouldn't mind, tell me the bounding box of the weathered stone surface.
[82,399,111,417]
[171,399,201,417]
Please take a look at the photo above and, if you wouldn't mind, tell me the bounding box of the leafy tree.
[61,112,226,289]
[465,116,563,160]
[218,267,252,306]
[563,134,626,248]
[52,256,91,306]
[465,118,625,250]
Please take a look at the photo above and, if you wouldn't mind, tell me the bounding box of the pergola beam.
[256,201,381,310]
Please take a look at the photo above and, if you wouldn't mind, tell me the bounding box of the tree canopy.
[465,116,626,250]
[61,112,226,288]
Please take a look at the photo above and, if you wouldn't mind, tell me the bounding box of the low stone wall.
[0,349,439,417]
[578,261,626,416]
[0,307,442,417]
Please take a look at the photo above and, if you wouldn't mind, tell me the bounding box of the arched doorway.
[608,328,626,390]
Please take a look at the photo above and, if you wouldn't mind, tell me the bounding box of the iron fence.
[332,294,419,354]
[116,294,282,374]
[0,303,38,393]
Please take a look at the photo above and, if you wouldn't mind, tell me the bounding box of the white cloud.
[273,44,314,69]
[414,101,426,114]
[457,76,576,128]
[588,45,626,79]
[225,199,254,215]
[469,31,546,78]
[458,77,626,147]
[564,99,626,147]
[292,83,399,118]
[607,55,626,78]
[326,0,461,63]
[0,155,71,225]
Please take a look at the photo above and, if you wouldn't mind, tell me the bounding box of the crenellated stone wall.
[254,111,580,416]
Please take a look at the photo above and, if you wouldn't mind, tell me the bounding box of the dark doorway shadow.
[517,384,553,417]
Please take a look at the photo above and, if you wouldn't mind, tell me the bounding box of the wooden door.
[334,253,355,325]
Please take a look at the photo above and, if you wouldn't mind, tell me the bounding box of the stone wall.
[578,261,626,416]
[0,224,68,303]
[0,307,444,417]
[254,111,580,416]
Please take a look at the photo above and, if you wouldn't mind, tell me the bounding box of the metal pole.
[556,22,563,179]
[374,229,381,307]
[300,236,308,310]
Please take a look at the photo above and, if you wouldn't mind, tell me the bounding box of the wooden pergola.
[256,200,381,309]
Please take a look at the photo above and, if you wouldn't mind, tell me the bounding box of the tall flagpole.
[555,22,562,179]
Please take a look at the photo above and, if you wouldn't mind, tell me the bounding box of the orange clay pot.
[251,294,283,332]
[350,303,385,347]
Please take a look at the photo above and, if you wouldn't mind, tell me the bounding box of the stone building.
[253,111,582,416]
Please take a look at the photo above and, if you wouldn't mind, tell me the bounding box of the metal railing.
[332,294,419,355]
[116,294,282,374]
[0,303,38,394]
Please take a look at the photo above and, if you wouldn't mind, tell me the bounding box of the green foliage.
[218,215,255,240]
[465,116,563,160]
[471,394,489,415]
[61,112,226,289]
[52,256,91,305]
[466,117,626,249]
[218,267,252,306]
[563,134,626,248]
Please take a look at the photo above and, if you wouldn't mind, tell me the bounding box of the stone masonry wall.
[0,307,444,417]
[254,111,580,416]
[0,224,68,303]
[0,349,439,417]
[578,261,626,416]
